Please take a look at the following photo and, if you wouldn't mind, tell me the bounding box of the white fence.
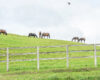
[0,44,100,72]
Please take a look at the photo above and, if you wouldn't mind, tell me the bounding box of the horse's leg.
[76,39,77,42]
[78,39,80,42]
[78,39,79,42]
[81,40,82,43]
[49,35,50,39]
[46,36,47,39]
[73,39,74,42]
[42,36,43,38]
[39,35,40,38]
[77,39,78,42]
[41,35,42,38]
[36,35,38,38]
[75,39,77,42]
[5,32,7,35]
[48,35,50,39]
[42,35,44,38]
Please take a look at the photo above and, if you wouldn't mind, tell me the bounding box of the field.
[0,34,100,80]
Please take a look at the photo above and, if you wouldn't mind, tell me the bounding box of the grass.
[0,34,81,48]
[0,34,100,80]
[1,67,100,80]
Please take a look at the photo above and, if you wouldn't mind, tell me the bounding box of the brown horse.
[0,29,7,35]
[78,38,86,43]
[72,37,79,42]
[41,32,50,39]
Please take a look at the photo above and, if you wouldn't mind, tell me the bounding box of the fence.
[0,44,100,72]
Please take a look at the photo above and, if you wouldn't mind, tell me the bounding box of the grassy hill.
[0,34,100,80]
[0,34,82,48]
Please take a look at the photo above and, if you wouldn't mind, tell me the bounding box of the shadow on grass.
[38,76,100,80]
[51,67,100,73]
[3,67,100,76]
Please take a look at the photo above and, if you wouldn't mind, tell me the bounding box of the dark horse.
[0,29,7,35]
[72,37,79,42]
[78,38,86,43]
[28,33,38,38]
[39,32,50,39]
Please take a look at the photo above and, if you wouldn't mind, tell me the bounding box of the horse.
[78,38,86,43]
[0,29,7,35]
[72,37,79,42]
[28,33,38,38]
[39,32,42,38]
[41,32,50,39]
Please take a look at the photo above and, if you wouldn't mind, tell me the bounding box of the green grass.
[0,34,100,80]
[0,34,82,48]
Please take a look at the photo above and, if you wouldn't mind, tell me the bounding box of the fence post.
[37,47,40,70]
[6,48,9,72]
[66,45,69,68]
[94,44,97,67]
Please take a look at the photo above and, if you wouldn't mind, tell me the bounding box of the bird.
[68,2,71,5]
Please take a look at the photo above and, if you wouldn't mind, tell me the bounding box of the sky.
[0,0,100,43]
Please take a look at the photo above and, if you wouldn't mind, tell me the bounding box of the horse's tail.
[48,34,50,38]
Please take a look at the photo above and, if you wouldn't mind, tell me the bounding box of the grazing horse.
[78,38,86,43]
[41,32,50,39]
[72,37,79,42]
[28,33,38,38]
[0,29,7,35]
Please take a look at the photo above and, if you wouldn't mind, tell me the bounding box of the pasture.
[0,34,100,80]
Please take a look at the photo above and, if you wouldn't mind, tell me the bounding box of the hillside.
[0,34,100,80]
[0,34,82,48]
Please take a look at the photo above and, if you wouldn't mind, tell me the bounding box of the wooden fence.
[0,44,100,71]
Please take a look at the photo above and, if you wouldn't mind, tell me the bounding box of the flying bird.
[68,2,71,5]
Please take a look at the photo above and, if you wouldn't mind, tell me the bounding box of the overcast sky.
[0,0,100,43]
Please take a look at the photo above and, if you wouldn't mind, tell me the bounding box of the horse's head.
[5,32,7,35]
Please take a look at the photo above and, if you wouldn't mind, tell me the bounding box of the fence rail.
[1,49,100,57]
[1,56,100,63]
[0,44,100,71]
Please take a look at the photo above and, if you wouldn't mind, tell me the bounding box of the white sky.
[0,0,100,43]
